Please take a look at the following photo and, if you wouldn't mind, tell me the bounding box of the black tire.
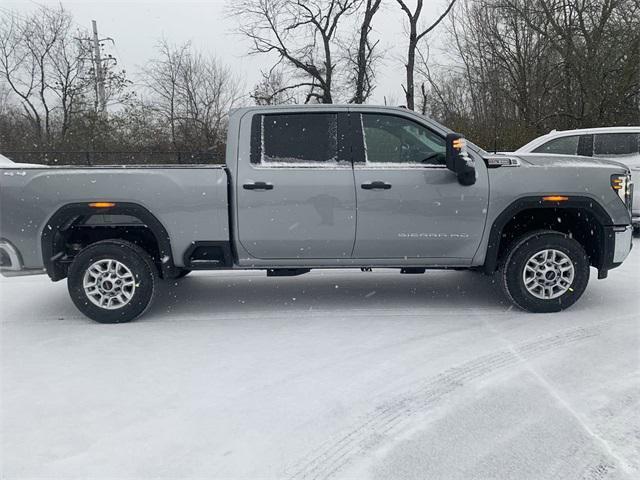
[633,224,640,237]
[174,269,192,279]
[67,240,158,323]
[497,231,590,313]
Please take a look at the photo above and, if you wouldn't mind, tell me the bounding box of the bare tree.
[417,0,639,151]
[142,40,189,150]
[0,5,86,146]
[0,4,128,149]
[141,40,242,156]
[48,27,93,139]
[396,0,456,110]
[346,0,382,103]
[251,68,300,104]
[231,0,359,103]
[498,0,640,126]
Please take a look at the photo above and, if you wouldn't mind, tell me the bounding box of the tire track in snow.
[585,382,640,475]
[285,323,607,480]
[4,306,520,325]
[482,314,639,480]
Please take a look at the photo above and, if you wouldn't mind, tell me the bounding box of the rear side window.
[251,113,339,166]
[593,133,640,157]
[532,136,579,155]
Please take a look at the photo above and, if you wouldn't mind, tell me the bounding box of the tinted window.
[594,133,640,156]
[532,136,579,155]
[257,113,338,165]
[361,114,446,165]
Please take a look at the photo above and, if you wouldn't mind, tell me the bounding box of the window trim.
[249,111,352,170]
[352,111,448,169]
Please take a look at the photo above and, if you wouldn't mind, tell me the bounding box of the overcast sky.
[4,0,450,105]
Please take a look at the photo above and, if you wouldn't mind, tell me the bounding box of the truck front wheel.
[67,240,158,323]
[498,231,590,313]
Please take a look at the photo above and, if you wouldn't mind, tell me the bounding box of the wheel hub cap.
[523,249,575,300]
[83,259,136,310]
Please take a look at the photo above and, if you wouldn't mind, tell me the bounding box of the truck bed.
[0,165,229,271]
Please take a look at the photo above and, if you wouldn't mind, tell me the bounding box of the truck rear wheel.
[498,231,590,313]
[67,240,158,323]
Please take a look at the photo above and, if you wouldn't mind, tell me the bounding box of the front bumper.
[597,225,633,279]
[612,225,633,263]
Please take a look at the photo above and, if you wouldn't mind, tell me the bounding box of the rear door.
[236,110,357,259]
[351,111,489,260]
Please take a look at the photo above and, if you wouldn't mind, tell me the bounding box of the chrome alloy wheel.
[522,249,575,300]
[83,259,136,309]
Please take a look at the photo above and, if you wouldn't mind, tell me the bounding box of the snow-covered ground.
[1,241,639,480]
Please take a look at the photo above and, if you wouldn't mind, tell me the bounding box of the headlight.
[611,173,633,211]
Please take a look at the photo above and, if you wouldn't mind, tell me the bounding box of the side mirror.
[446,133,476,186]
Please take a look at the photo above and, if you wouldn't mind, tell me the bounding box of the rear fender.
[41,202,178,281]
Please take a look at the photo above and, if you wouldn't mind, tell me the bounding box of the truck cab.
[230,105,487,265]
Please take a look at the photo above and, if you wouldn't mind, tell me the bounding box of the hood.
[512,153,629,171]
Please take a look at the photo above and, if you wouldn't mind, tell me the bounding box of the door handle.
[361,181,391,190]
[243,181,274,191]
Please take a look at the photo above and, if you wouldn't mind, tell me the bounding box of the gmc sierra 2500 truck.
[0,105,634,323]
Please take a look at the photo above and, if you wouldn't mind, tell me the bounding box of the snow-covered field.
[1,241,639,480]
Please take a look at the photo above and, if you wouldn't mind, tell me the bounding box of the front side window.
[361,114,446,165]
[253,113,339,166]
[532,136,579,155]
[593,133,640,157]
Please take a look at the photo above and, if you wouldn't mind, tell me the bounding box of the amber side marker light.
[542,196,569,202]
[88,202,116,208]
[611,178,624,190]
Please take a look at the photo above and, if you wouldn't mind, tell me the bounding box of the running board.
[267,268,311,277]
[400,267,426,274]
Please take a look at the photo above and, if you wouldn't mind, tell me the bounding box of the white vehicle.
[0,153,44,168]
[515,127,640,231]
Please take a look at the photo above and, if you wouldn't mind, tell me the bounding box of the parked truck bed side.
[0,166,229,278]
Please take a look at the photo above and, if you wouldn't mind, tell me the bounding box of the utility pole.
[91,20,107,113]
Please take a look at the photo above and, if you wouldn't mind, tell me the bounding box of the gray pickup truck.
[0,105,634,323]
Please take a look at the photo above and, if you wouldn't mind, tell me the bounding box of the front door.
[236,111,356,259]
[351,111,489,261]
